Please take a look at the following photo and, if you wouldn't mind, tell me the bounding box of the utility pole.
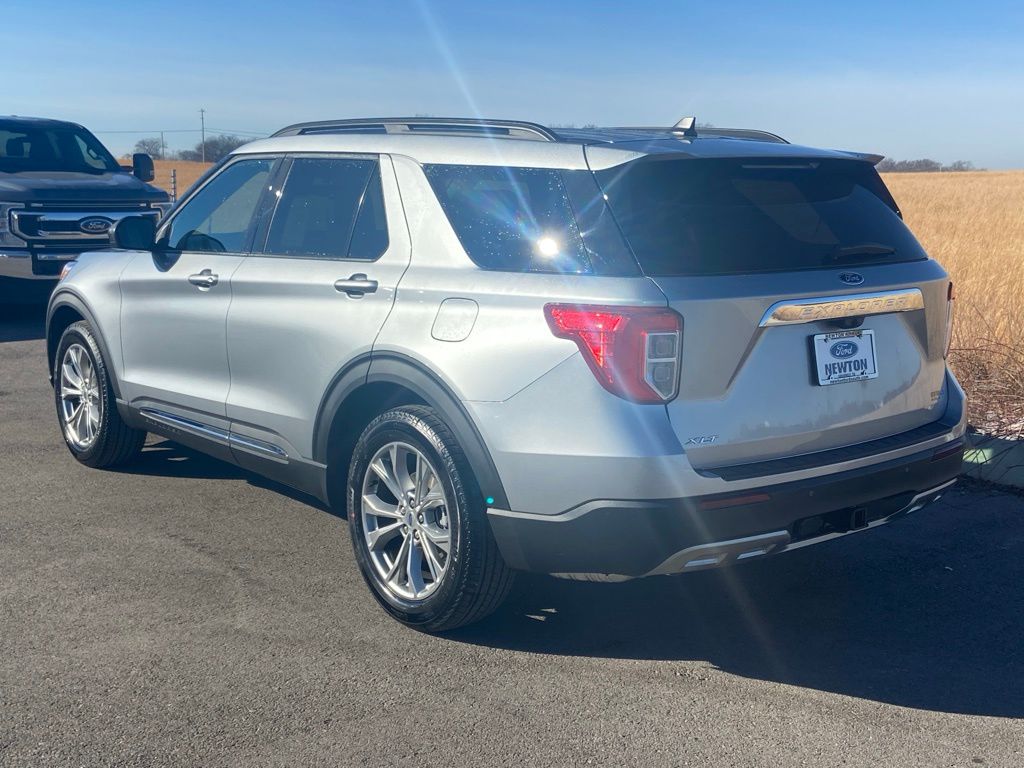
[159,131,165,160]
[199,108,206,163]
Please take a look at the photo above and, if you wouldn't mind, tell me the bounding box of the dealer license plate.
[812,330,878,386]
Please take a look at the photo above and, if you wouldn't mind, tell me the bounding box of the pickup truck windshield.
[594,157,926,275]
[0,120,121,174]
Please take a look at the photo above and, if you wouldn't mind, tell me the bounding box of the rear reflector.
[944,281,956,359]
[932,440,965,462]
[698,493,772,511]
[544,304,682,403]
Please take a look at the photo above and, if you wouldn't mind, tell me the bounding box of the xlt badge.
[685,435,719,446]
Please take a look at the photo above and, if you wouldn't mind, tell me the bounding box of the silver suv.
[46,117,966,631]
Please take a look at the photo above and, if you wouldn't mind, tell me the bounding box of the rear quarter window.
[424,164,637,276]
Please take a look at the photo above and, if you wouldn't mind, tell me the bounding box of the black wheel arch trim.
[46,288,122,399]
[312,351,510,510]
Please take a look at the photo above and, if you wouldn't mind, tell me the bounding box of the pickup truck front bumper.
[0,247,79,280]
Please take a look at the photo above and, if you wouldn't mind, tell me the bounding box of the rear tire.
[54,321,145,468]
[347,405,513,632]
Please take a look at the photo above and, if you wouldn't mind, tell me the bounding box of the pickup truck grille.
[10,205,160,248]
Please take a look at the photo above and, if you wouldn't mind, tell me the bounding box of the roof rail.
[607,124,789,144]
[271,117,559,142]
[702,127,789,144]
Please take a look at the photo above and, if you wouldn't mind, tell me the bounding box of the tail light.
[944,281,955,358]
[544,304,682,403]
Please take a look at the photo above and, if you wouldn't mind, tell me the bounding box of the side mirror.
[110,215,157,251]
[132,153,155,182]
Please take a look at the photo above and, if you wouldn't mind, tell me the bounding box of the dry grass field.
[884,171,1024,434]
[151,159,212,200]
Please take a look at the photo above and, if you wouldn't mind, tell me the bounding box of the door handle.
[188,269,219,290]
[334,273,378,298]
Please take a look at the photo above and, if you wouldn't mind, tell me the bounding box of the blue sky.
[9,0,1024,167]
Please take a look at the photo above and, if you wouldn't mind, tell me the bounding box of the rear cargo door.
[593,154,952,472]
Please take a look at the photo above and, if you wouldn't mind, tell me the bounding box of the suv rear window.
[594,158,926,276]
[424,164,638,276]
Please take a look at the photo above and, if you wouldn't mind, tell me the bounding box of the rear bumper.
[487,438,964,578]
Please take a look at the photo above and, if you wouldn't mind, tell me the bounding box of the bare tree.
[876,158,978,173]
[876,158,943,173]
[133,137,165,160]
[177,134,250,163]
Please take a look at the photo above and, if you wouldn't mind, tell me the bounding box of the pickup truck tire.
[54,321,145,468]
[347,405,514,632]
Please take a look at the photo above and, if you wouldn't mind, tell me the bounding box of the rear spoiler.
[841,151,886,166]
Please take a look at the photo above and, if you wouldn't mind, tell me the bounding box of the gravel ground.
[1,302,1022,767]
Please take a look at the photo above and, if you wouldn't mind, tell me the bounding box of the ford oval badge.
[79,217,112,234]
[830,340,859,359]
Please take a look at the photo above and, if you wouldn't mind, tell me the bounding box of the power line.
[92,127,271,137]
[92,128,201,134]
[208,127,270,137]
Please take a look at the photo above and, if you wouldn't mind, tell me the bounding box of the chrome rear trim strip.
[759,288,925,327]
[646,530,791,576]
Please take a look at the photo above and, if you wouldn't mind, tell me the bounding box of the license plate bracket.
[812,329,878,386]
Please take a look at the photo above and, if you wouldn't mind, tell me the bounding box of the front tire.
[54,321,145,468]
[347,405,513,632]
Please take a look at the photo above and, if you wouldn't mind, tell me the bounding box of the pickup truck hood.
[0,171,168,204]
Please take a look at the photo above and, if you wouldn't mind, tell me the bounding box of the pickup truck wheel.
[347,405,513,632]
[54,321,145,468]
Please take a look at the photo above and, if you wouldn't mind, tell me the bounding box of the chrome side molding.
[759,288,925,327]
[140,407,289,463]
[229,432,289,463]
[140,407,229,444]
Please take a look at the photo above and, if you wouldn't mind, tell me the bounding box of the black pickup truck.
[0,116,170,288]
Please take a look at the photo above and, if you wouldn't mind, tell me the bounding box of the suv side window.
[263,157,389,260]
[423,164,638,276]
[160,158,274,253]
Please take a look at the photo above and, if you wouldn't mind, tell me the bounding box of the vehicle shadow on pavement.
[450,486,1024,718]
[119,439,336,515]
[0,303,46,342]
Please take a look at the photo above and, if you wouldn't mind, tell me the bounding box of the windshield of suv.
[594,157,926,276]
[0,120,121,174]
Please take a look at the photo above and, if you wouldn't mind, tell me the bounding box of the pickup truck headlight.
[0,203,24,247]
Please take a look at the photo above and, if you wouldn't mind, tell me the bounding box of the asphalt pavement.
[1,301,1022,767]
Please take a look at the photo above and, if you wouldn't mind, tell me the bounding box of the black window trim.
[154,153,283,257]
[252,151,391,263]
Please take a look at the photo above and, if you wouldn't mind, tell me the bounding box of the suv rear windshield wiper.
[827,243,896,264]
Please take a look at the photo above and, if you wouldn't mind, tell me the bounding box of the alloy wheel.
[360,441,452,601]
[59,343,102,450]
